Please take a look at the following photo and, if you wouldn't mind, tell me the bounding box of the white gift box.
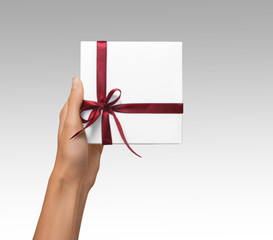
[80,41,183,144]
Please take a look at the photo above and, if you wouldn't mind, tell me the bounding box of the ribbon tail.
[101,111,112,145]
[109,109,142,158]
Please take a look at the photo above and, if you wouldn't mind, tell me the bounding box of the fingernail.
[72,77,79,89]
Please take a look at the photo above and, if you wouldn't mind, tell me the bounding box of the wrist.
[49,169,90,197]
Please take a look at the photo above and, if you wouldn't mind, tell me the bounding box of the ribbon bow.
[71,41,183,158]
[70,87,141,157]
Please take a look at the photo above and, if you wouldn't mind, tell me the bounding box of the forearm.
[33,170,89,240]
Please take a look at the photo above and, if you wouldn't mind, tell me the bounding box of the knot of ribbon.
[71,41,183,158]
[99,88,121,110]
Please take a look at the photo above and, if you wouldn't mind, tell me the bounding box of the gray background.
[0,0,272,239]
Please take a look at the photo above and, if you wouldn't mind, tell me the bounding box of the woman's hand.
[52,77,103,192]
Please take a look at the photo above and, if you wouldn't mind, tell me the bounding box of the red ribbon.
[71,41,183,158]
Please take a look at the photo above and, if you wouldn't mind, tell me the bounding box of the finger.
[64,77,84,131]
[58,101,68,138]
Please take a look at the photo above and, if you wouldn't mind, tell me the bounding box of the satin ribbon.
[71,41,183,158]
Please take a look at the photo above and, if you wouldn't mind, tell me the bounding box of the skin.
[33,77,103,240]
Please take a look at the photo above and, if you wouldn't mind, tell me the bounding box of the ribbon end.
[69,133,78,140]
[69,129,84,140]
[134,152,142,158]
[129,149,142,158]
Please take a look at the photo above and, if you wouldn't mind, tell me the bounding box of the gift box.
[77,41,183,157]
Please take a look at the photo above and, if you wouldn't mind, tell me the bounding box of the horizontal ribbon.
[71,41,183,158]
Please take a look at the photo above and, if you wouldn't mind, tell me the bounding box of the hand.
[52,77,103,192]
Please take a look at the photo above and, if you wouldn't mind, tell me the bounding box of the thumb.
[65,77,84,129]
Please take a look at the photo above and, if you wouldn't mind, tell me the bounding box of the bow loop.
[105,88,121,107]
